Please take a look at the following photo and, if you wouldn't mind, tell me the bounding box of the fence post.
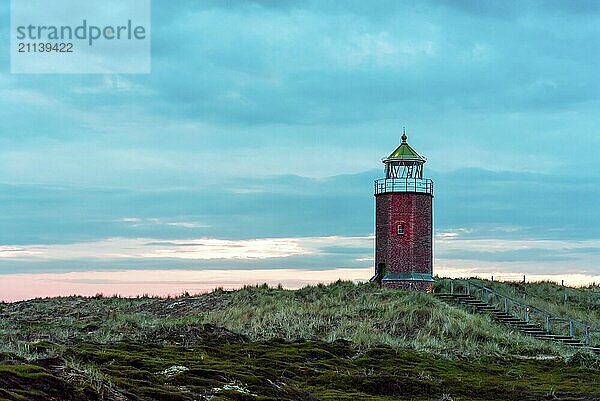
[504,298,508,314]
[585,326,590,345]
[569,321,574,337]
[484,288,489,303]
[450,280,454,295]
[545,315,550,333]
[525,307,529,322]
[467,281,470,296]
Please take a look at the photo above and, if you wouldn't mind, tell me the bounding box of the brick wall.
[375,192,433,278]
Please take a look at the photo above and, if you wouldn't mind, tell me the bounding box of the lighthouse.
[371,131,434,291]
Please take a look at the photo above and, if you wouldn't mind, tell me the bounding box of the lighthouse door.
[376,263,386,285]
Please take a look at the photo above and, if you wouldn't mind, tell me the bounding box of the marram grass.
[196,281,563,358]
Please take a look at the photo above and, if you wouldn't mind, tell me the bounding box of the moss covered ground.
[0,281,599,400]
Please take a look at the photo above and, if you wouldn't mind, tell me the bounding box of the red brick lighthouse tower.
[371,131,434,291]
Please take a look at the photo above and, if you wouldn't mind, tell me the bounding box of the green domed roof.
[384,133,426,163]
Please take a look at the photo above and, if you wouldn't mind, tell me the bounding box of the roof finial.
[401,127,407,143]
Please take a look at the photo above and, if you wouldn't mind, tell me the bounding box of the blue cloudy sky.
[1,0,600,284]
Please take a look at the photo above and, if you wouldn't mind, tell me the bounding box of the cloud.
[1,1,600,283]
[0,235,373,262]
[0,235,374,274]
[0,246,40,258]
[1,237,306,261]
[5,0,600,132]
[436,236,600,263]
[2,230,599,282]
[117,218,211,229]
[0,166,598,246]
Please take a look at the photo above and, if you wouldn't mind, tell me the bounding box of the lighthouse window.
[397,223,405,236]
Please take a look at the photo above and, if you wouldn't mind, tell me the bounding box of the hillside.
[0,281,599,400]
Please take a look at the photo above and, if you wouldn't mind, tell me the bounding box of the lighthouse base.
[379,272,435,292]
[383,281,433,292]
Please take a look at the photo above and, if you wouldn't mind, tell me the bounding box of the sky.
[1,0,600,298]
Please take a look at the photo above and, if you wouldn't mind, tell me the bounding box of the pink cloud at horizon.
[1,267,598,302]
[0,268,373,302]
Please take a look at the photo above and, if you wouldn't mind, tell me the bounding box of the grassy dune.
[198,282,564,357]
[0,281,598,400]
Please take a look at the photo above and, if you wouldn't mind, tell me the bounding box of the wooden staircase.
[436,292,600,353]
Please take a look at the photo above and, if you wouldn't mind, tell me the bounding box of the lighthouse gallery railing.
[374,178,434,196]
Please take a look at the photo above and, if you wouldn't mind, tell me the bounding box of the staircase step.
[525,334,549,338]
[544,335,576,340]
[520,328,545,332]
[511,323,540,328]
[556,338,584,343]
[518,324,546,333]
[506,322,531,327]
[514,323,541,327]
[535,336,584,345]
